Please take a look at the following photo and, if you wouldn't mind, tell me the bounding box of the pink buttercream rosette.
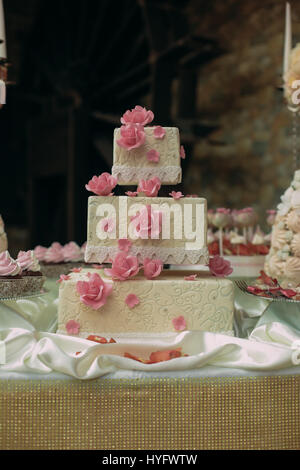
[76,272,113,310]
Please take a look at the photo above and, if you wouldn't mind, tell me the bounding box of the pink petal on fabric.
[118,238,132,252]
[184,274,197,281]
[153,126,166,139]
[169,191,184,200]
[146,149,160,163]
[180,145,186,159]
[125,293,140,308]
[65,320,80,335]
[172,316,187,332]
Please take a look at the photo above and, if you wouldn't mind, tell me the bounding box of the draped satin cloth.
[0,280,300,380]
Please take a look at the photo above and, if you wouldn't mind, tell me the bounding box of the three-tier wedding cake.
[57,106,235,338]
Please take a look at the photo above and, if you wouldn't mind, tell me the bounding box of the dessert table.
[0,279,299,450]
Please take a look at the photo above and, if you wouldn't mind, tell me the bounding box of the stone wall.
[184,0,300,222]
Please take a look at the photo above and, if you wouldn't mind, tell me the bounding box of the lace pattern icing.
[85,245,209,265]
[112,165,182,185]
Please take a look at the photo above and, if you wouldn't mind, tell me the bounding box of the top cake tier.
[112,126,182,185]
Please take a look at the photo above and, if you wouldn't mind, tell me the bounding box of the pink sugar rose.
[118,238,132,252]
[117,123,146,150]
[169,191,184,200]
[146,149,160,163]
[208,255,233,277]
[153,126,166,139]
[85,172,117,196]
[143,258,163,280]
[65,320,80,335]
[180,145,186,159]
[172,316,187,332]
[104,252,139,281]
[125,294,140,308]
[125,191,138,197]
[121,105,154,126]
[137,176,161,197]
[131,205,162,239]
[76,272,113,310]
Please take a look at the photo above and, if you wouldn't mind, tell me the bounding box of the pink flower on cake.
[172,316,187,332]
[146,149,160,163]
[143,258,163,280]
[125,191,138,197]
[85,173,117,196]
[76,272,113,310]
[125,293,140,308]
[169,191,183,200]
[184,274,197,281]
[0,251,22,276]
[100,217,115,233]
[104,252,139,281]
[118,238,132,252]
[209,255,233,277]
[180,145,186,159]
[57,274,71,284]
[65,320,80,335]
[121,105,154,126]
[153,126,166,139]
[137,176,161,197]
[117,123,146,150]
[131,205,162,239]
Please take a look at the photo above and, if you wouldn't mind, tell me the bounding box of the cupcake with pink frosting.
[16,250,45,293]
[0,251,27,297]
[36,241,86,278]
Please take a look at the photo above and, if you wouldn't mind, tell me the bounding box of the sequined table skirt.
[0,376,299,450]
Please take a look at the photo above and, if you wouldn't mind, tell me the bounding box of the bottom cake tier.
[57,269,235,337]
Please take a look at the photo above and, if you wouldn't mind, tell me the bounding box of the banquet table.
[0,278,299,450]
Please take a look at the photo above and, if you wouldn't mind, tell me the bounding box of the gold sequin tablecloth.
[1,375,299,450]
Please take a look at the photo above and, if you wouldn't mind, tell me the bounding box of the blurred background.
[0,0,298,255]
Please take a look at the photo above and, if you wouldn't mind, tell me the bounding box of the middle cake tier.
[85,195,209,265]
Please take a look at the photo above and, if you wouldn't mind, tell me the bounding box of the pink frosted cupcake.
[0,251,27,297]
[16,250,46,293]
[39,241,85,278]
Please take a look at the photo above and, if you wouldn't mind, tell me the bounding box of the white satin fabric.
[0,323,299,380]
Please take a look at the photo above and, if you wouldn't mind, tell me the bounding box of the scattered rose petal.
[172,316,187,331]
[125,191,138,197]
[153,126,166,139]
[65,320,80,335]
[279,288,297,298]
[184,274,197,281]
[257,270,278,287]
[169,191,183,200]
[71,267,82,273]
[208,255,233,277]
[124,348,183,364]
[57,274,71,284]
[147,149,160,163]
[118,238,132,252]
[125,293,140,308]
[180,145,186,159]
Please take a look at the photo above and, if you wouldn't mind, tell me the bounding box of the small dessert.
[37,241,86,278]
[16,250,46,293]
[0,251,26,297]
[0,215,8,253]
